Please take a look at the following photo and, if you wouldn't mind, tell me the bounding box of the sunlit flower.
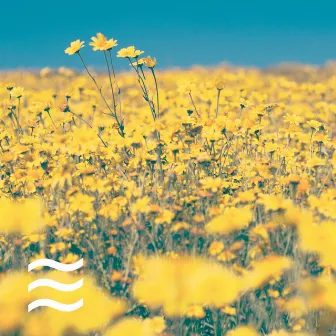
[89,33,118,51]
[117,46,144,58]
[89,32,108,51]
[145,56,157,68]
[65,39,85,55]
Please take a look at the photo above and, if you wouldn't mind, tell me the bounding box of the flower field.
[0,34,336,335]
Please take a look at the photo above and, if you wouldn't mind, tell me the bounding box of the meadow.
[0,33,336,335]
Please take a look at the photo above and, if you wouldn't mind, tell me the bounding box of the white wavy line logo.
[28,258,83,272]
[28,298,84,312]
[28,278,83,292]
[28,258,84,312]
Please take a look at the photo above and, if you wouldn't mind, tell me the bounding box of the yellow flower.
[214,76,225,90]
[117,46,144,58]
[244,255,293,290]
[205,206,253,235]
[292,318,305,332]
[208,241,225,256]
[105,38,118,50]
[265,142,279,153]
[59,253,80,264]
[0,198,44,235]
[104,318,157,336]
[269,331,310,336]
[65,39,85,55]
[145,56,157,68]
[239,97,253,108]
[227,326,260,336]
[131,196,151,214]
[0,151,17,163]
[0,272,33,333]
[235,190,256,203]
[201,177,223,192]
[69,192,95,215]
[268,289,280,298]
[132,256,244,316]
[89,32,108,51]
[185,305,206,318]
[178,82,196,94]
[89,33,118,51]
[258,194,292,212]
[222,306,236,315]
[130,57,146,66]
[171,221,191,232]
[154,209,175,225]
[1,271,125,335]
[298,220,336,268]
[277,296,308,319]
[26,272,126,335]
[4,82,15,90]
[11,86,24,98]
[283,113,302,125]
[147,316,166,333]
[307,119,321,130]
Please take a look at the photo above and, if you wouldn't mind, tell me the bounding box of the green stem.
[17,98,21,122]
[70,111,107,147]
[103,51,117,114]
[151,68,160,119]
[128,58,156,120]
[47,111,57,129]
[189,91,200,117]
[108,50,122,118]
[216,89,221,118]
[12,110,23,134]
[77,52,124,137]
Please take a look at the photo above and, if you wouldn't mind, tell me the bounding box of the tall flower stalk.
[65,37,125,138]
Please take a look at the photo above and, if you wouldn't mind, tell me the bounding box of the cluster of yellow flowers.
[0,33,336,335]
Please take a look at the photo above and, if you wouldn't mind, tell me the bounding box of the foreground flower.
[24,272,126,335]
[105,317,164,336]
[64,39,85,55]
[298,220,336,268]
[0,273,33,333]
[270,331,311,336]
[205,206,253,235]
[132,256,245,316]
[228,326,260,336]
[0,198,44,235]
[244,255,293,290]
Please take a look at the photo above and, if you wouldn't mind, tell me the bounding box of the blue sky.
[1,0,336,69]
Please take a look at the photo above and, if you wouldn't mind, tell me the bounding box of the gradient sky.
[1,0,336,69]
